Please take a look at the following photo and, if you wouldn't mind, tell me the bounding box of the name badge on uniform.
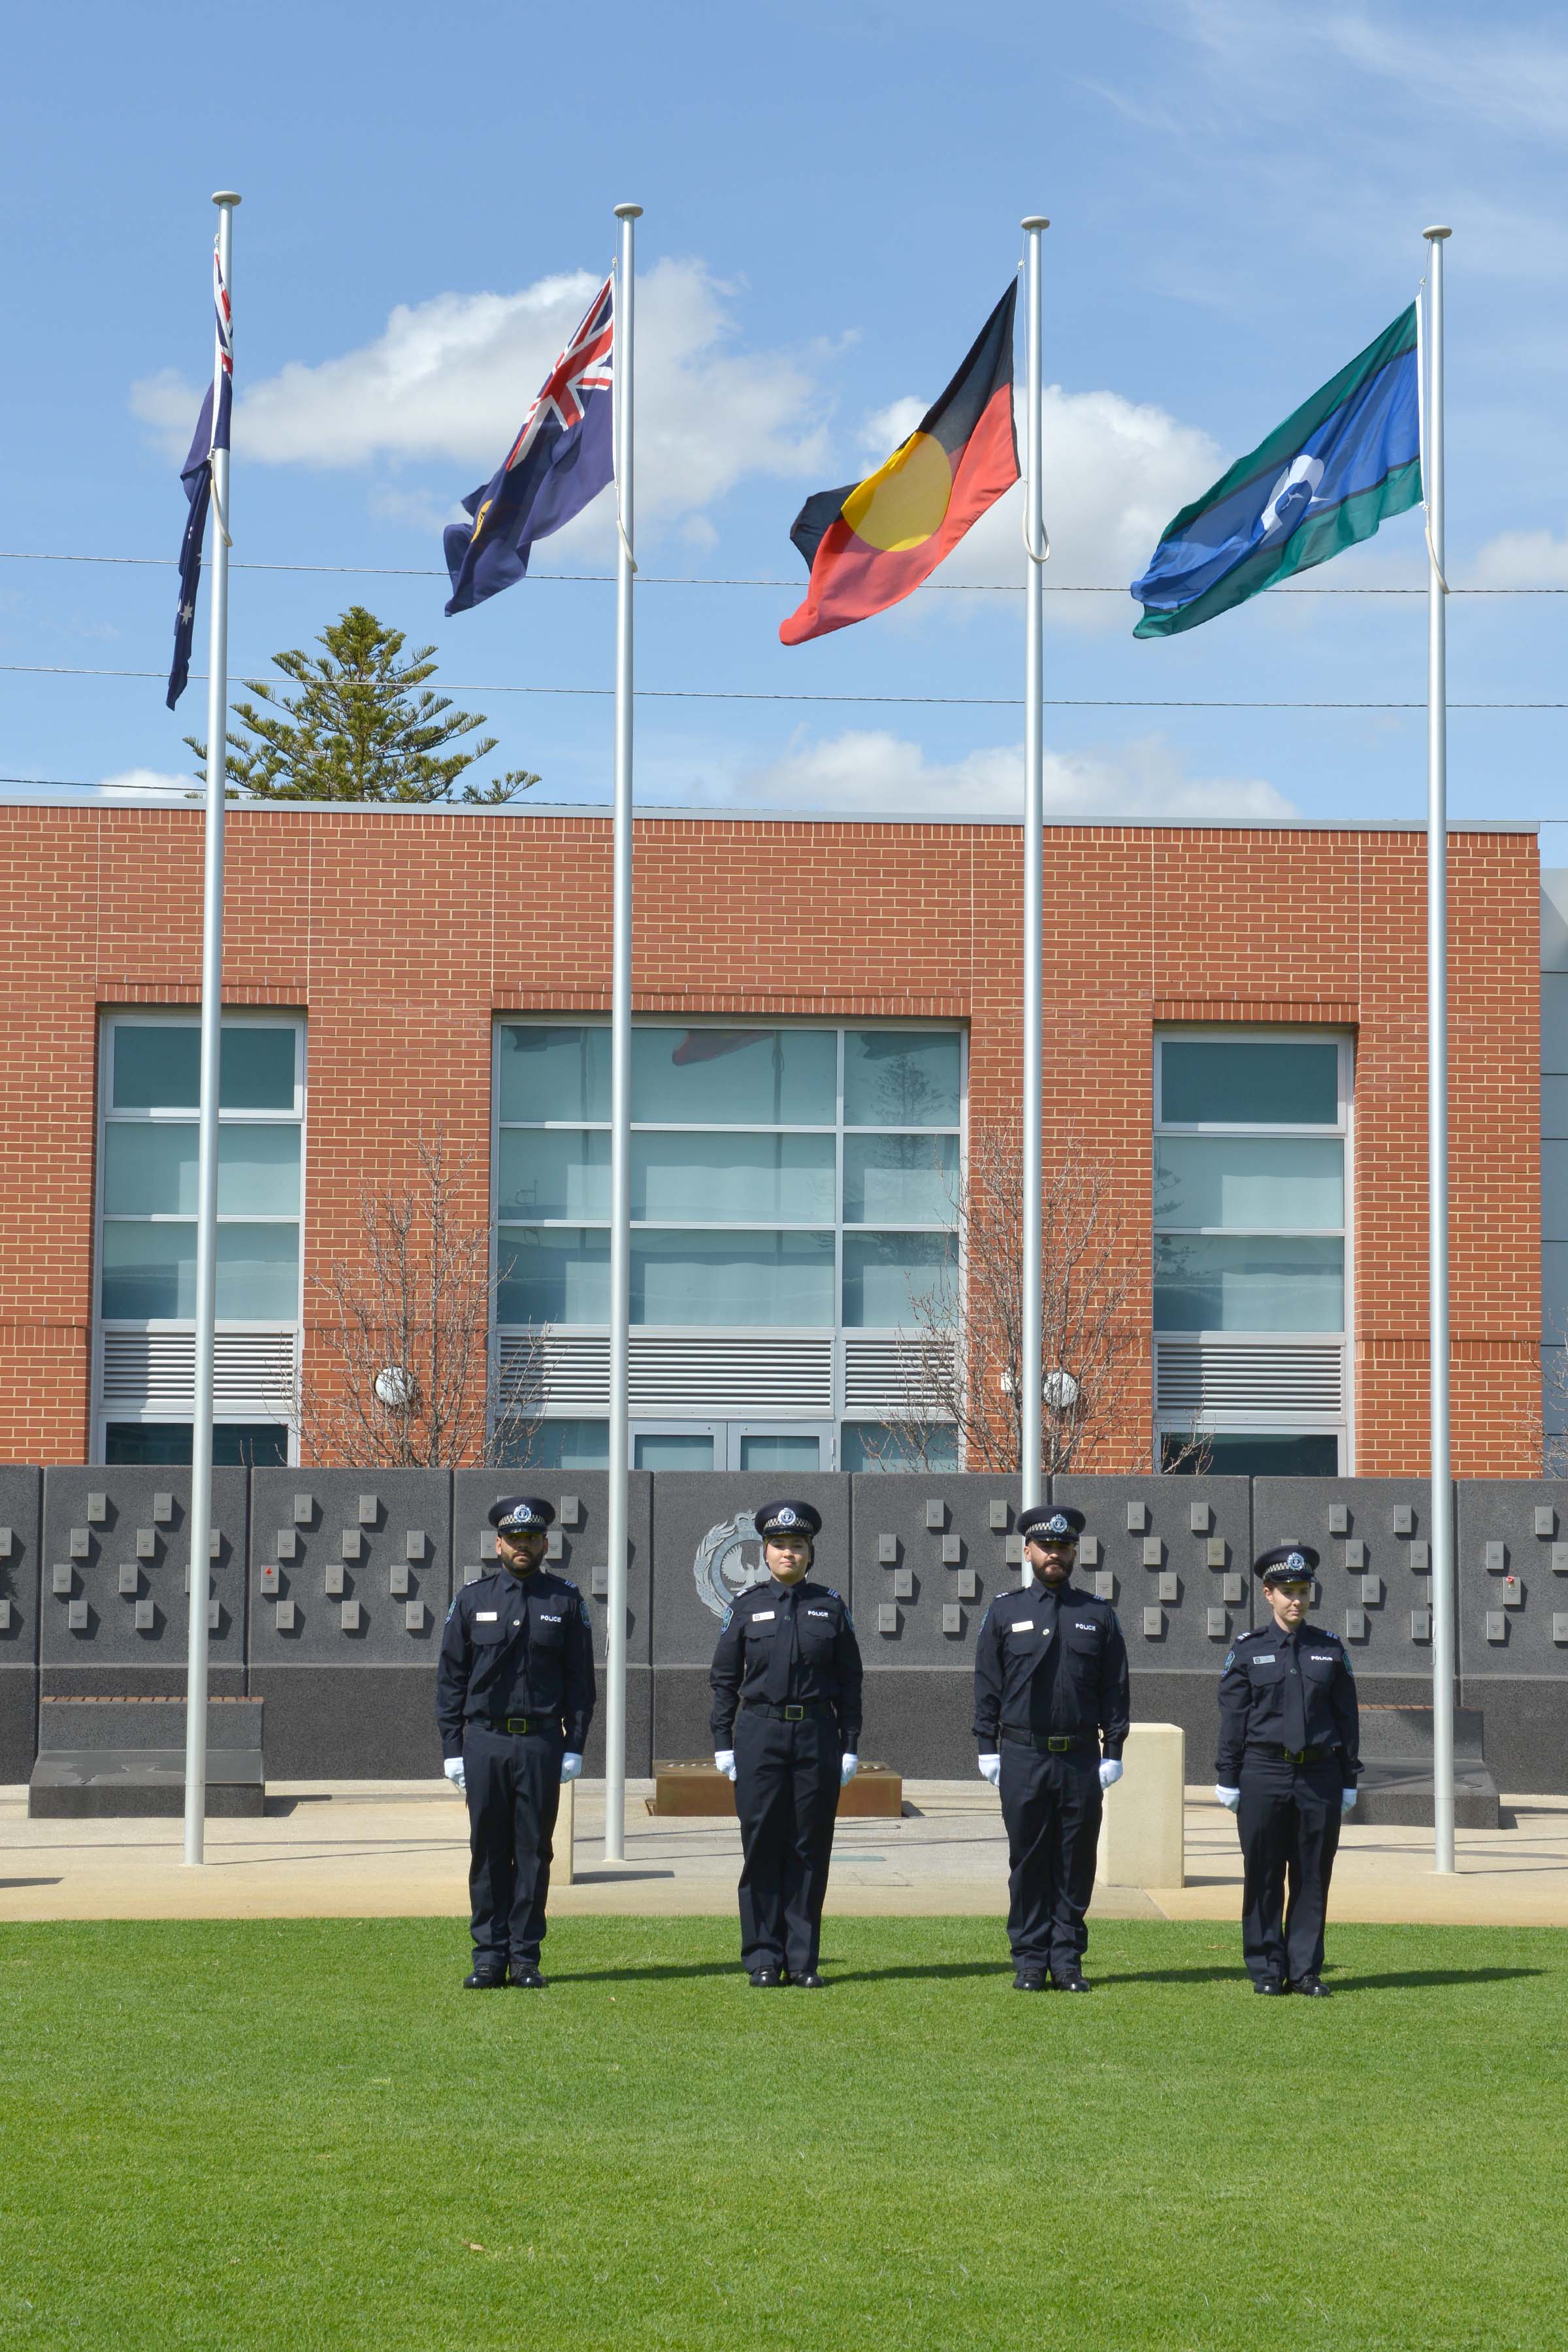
[752,1609,776,1622]
[1011,1620,1036,1633]
[476,1611,498,1622]
[1252,1652,1275,1663]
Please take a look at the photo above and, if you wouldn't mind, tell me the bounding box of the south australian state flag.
[780,282,1019,645]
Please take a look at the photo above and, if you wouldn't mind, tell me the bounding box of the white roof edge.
[0,790,1542,834]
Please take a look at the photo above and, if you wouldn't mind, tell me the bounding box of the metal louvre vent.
[100,1328,299,1413]
[843,1335,955,1414]
[1154,1339,1343,1417]
[503,1332,834,1414]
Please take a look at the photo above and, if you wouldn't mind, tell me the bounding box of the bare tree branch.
[285,1127,546,1468]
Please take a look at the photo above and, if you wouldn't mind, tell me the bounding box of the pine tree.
[185,606,538,803]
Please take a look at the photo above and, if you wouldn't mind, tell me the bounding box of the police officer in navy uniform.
[436,1497,596,1989]
[1216,1543,1360,1996]
[973,1505,1130,1991]
[710,1500,863,1989]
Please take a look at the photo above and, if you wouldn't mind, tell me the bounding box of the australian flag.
[444,276,615,615]
[166,241,233,708]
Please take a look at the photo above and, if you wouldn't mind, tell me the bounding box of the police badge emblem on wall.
[694,1512,769,1621]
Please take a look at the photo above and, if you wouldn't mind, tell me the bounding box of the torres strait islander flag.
[779,282,1019,645]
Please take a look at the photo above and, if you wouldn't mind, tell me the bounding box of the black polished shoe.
[508,1964,546,1989]
[1291,1974,1331,1997]
[749,1967,785,1989]
[1011,1969,1049,1992]
[463,1966,508,1989]
[1051,1971,1092,1993]
[1254,1976,1286,1995]
[791,1970,826,1989]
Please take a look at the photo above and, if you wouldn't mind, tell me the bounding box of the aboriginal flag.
[780,282,1019,646]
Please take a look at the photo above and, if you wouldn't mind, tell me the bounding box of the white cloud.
[131,259,827,528]
[685,727,1296,821]
[1472,529,1568,588]
[100,768,195,795]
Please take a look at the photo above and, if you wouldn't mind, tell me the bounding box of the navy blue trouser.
[998,1740,1103,1974]
[734,1709,840,1976]
[1237,1754,1342,1985]
[463,1723,563,1968]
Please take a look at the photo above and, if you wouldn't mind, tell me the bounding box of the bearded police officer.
[973,1505,1130,1991]
[1217,1544,1360,1997]
[436,1496,595,1989]
[710,1500,863,1989]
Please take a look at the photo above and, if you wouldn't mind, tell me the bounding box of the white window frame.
[92,1009,306,1465]
[491,1016,967,1463]
[1152,1026,1354,1472]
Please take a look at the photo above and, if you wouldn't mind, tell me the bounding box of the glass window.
[843,1233,957,1328]
[101,1220,299,1319]
[1160,1040,1339,1126]
[631,1232,835,1326]
[843,1134,958,1224]
[634,1433,717,1470]
[497,1227,610,1325]
[504,1418,609,1471]
[497,1025,610,1124]
[497,1130,611,1220]
[630,1028,836,1125]
[1152,1236,1344,1332]
[842,1421,958,1473]
[103,1422,290,1466]
[633,1134,835,1223]
[844,1030,962,1128]
[1153,1137,1343,1230]
[103,1124,301,1218]
[738,1433,823,1472]
[1162,1431,1339,1477]
[111,1024,297,1111]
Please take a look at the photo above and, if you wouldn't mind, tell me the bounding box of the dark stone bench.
[28,1695,265,1818]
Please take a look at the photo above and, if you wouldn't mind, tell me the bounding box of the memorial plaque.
[1055,1476,1254,1671]
[252,1468,451,1661]
[1254,1478,1437,1680]
[41,1468,246,1669]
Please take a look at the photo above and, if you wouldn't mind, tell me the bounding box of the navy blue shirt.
[436,1567,596,1757]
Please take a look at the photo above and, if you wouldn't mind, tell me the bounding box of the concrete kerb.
[5,1778,1568,1929]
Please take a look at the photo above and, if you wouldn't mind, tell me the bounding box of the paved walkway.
[4,1783,1567,1928]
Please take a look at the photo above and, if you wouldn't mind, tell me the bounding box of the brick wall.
[0,805,1541,1473]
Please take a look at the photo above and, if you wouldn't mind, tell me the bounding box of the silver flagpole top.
[614,202,644,220]
[1424,224,1452,240]
[212,191,242,207]
[1021,214,1050,231]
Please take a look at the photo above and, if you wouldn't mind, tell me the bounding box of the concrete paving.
[4,1782,1568,1929]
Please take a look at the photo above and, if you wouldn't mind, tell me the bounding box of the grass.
[0,1916,1561,2350]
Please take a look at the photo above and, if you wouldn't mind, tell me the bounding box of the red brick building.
[0,798,1541,1477]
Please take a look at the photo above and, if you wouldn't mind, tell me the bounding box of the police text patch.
[476,1611,498,1621]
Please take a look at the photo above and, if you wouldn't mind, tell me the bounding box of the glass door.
[727,1424,834,1473]
[632,1422,722,1471]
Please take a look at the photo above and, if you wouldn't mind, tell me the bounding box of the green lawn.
[0,1917,1560,2351]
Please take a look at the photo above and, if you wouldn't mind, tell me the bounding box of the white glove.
[1098,1759,1124,1791]
[714,1749,738,1782]
[560,1752,583,1783]
[840,1752,858,1786]
[1341,1786,1358,1812]
[444,1756,466,1795]
[978,1753,1002,1788]
[1215,1784,1241,1812]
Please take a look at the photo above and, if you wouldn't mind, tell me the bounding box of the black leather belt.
[1000,1730,1095,1754]
[1252,1742,1335,1765]
[744,1700,835,1722]
[481,1714,553,1737]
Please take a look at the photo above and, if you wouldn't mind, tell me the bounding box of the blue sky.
[5,0,1568,832]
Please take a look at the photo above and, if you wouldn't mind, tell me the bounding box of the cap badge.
[1045,1514,1070,1537]
[776,1507,798,1527]
[1286,1550,1306,1572]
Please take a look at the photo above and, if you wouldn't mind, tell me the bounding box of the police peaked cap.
[489,1495,556,1533]
[1253,1542,1320,1581]
[754,1499,822,1540]
[1019,1505,1085,1544]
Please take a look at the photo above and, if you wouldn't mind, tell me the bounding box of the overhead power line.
[0,547,1563,593]
[1,660,1564,711]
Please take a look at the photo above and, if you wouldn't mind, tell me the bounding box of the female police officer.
[709,1500,863,1989]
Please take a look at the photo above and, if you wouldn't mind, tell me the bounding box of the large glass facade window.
[1154,1032,1350,1473]
[97,1014,304,1462]
[495,1022,963,1464]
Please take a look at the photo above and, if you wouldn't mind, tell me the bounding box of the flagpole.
[604,201,640,1865]
[184,189,240,1868]
[1020,217,1049,1537]
[1423,224,1455,1874]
